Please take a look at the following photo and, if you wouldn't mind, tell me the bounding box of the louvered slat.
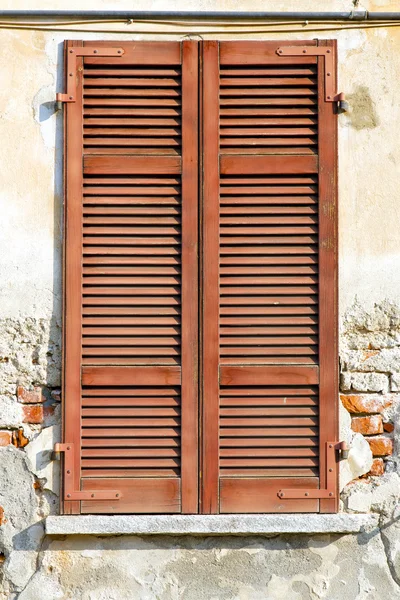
[83,64,181,155]
[219,385,319,477]
[220,173,319,365]
[82,169,182,365]
[219,63,318,155]
[81,385,181,477]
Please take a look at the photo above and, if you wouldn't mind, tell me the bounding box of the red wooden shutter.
[201,41,338,513]
[62,41,199,514]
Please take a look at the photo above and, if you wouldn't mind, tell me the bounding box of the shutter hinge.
[277,441,348,500]
[56,47,125,104]
[53,443,122,501]
[276,46,345,105]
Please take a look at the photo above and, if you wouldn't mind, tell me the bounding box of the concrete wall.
[1,0,400,598]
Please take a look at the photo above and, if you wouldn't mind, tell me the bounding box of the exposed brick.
[351,415,383,435]
[43,405,55,419]
[367,436,394,456]
[0,431,12,446]
[0,506,6,526]
[368,458,385,476]
[17,386,45,404]
[12,428,29,448]
[22,405,43,424]
[340,393,392,414]
[383,422,395,433]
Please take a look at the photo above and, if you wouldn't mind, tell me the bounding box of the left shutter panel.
[63,40,199,514]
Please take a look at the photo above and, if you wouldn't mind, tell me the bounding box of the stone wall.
[1,303,400,598]
[340,301,400,477]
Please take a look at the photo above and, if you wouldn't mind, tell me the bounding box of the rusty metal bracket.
[277,442,347,500]
[276,46,343,103]
[56,47,124,103]
[54,443,122,501]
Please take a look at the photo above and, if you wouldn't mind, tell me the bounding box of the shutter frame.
[63,39,84,514]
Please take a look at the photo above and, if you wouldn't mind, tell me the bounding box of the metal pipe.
[0,10,392,21]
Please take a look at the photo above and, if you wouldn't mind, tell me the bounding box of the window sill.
[45,513,378,536]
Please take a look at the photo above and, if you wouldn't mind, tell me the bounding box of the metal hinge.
[276,46,345,105]
[56,47,124,105]
[53,443,122,501]
[277,441,348,500]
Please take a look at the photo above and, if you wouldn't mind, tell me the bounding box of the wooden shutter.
[62,39,338,515]
[201,41,338,513]
[62,41,199,514]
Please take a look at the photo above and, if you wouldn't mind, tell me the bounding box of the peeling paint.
[346,85,380,130]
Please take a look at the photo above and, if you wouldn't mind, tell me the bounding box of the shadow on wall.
[39,40,65,391]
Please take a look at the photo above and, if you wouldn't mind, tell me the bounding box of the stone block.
[45,513,379,536]
[0,318,61,395]
[368,458,385,476]
[367,436,394,456]
[340,393,392,414]
[340,372,389,393]
[391,373,400,392]
[347,489,373,513]
[17,386,45,404]
[339,433,373,490]
[351,415,383,435]
[0,395,23,428]
[0,431,12,446]
[344,348,400,373]
[25,425,61,493]
[22,405,43,424]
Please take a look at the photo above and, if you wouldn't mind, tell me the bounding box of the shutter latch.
[276,46,345,106]
[277,441,348,500]
[54,443,122,501]
[56,47,124,106]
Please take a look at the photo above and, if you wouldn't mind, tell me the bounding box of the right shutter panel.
[202,41,338,514]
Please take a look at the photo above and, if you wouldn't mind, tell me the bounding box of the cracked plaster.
[2,1,400,597]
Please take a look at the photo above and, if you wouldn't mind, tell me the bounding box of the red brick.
[351,415,383,435]
[0,506,6,526]
[368,458,385,476]
[0,431,12,446]
[22,405,43,424]
[367,436,394,456]
[383,422,395,433]
[17,386,45,404]
[340,394,392,414]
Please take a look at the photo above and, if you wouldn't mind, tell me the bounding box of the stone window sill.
[45,514,378,536]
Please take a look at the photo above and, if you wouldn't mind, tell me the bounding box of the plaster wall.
[1,1,400,598]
